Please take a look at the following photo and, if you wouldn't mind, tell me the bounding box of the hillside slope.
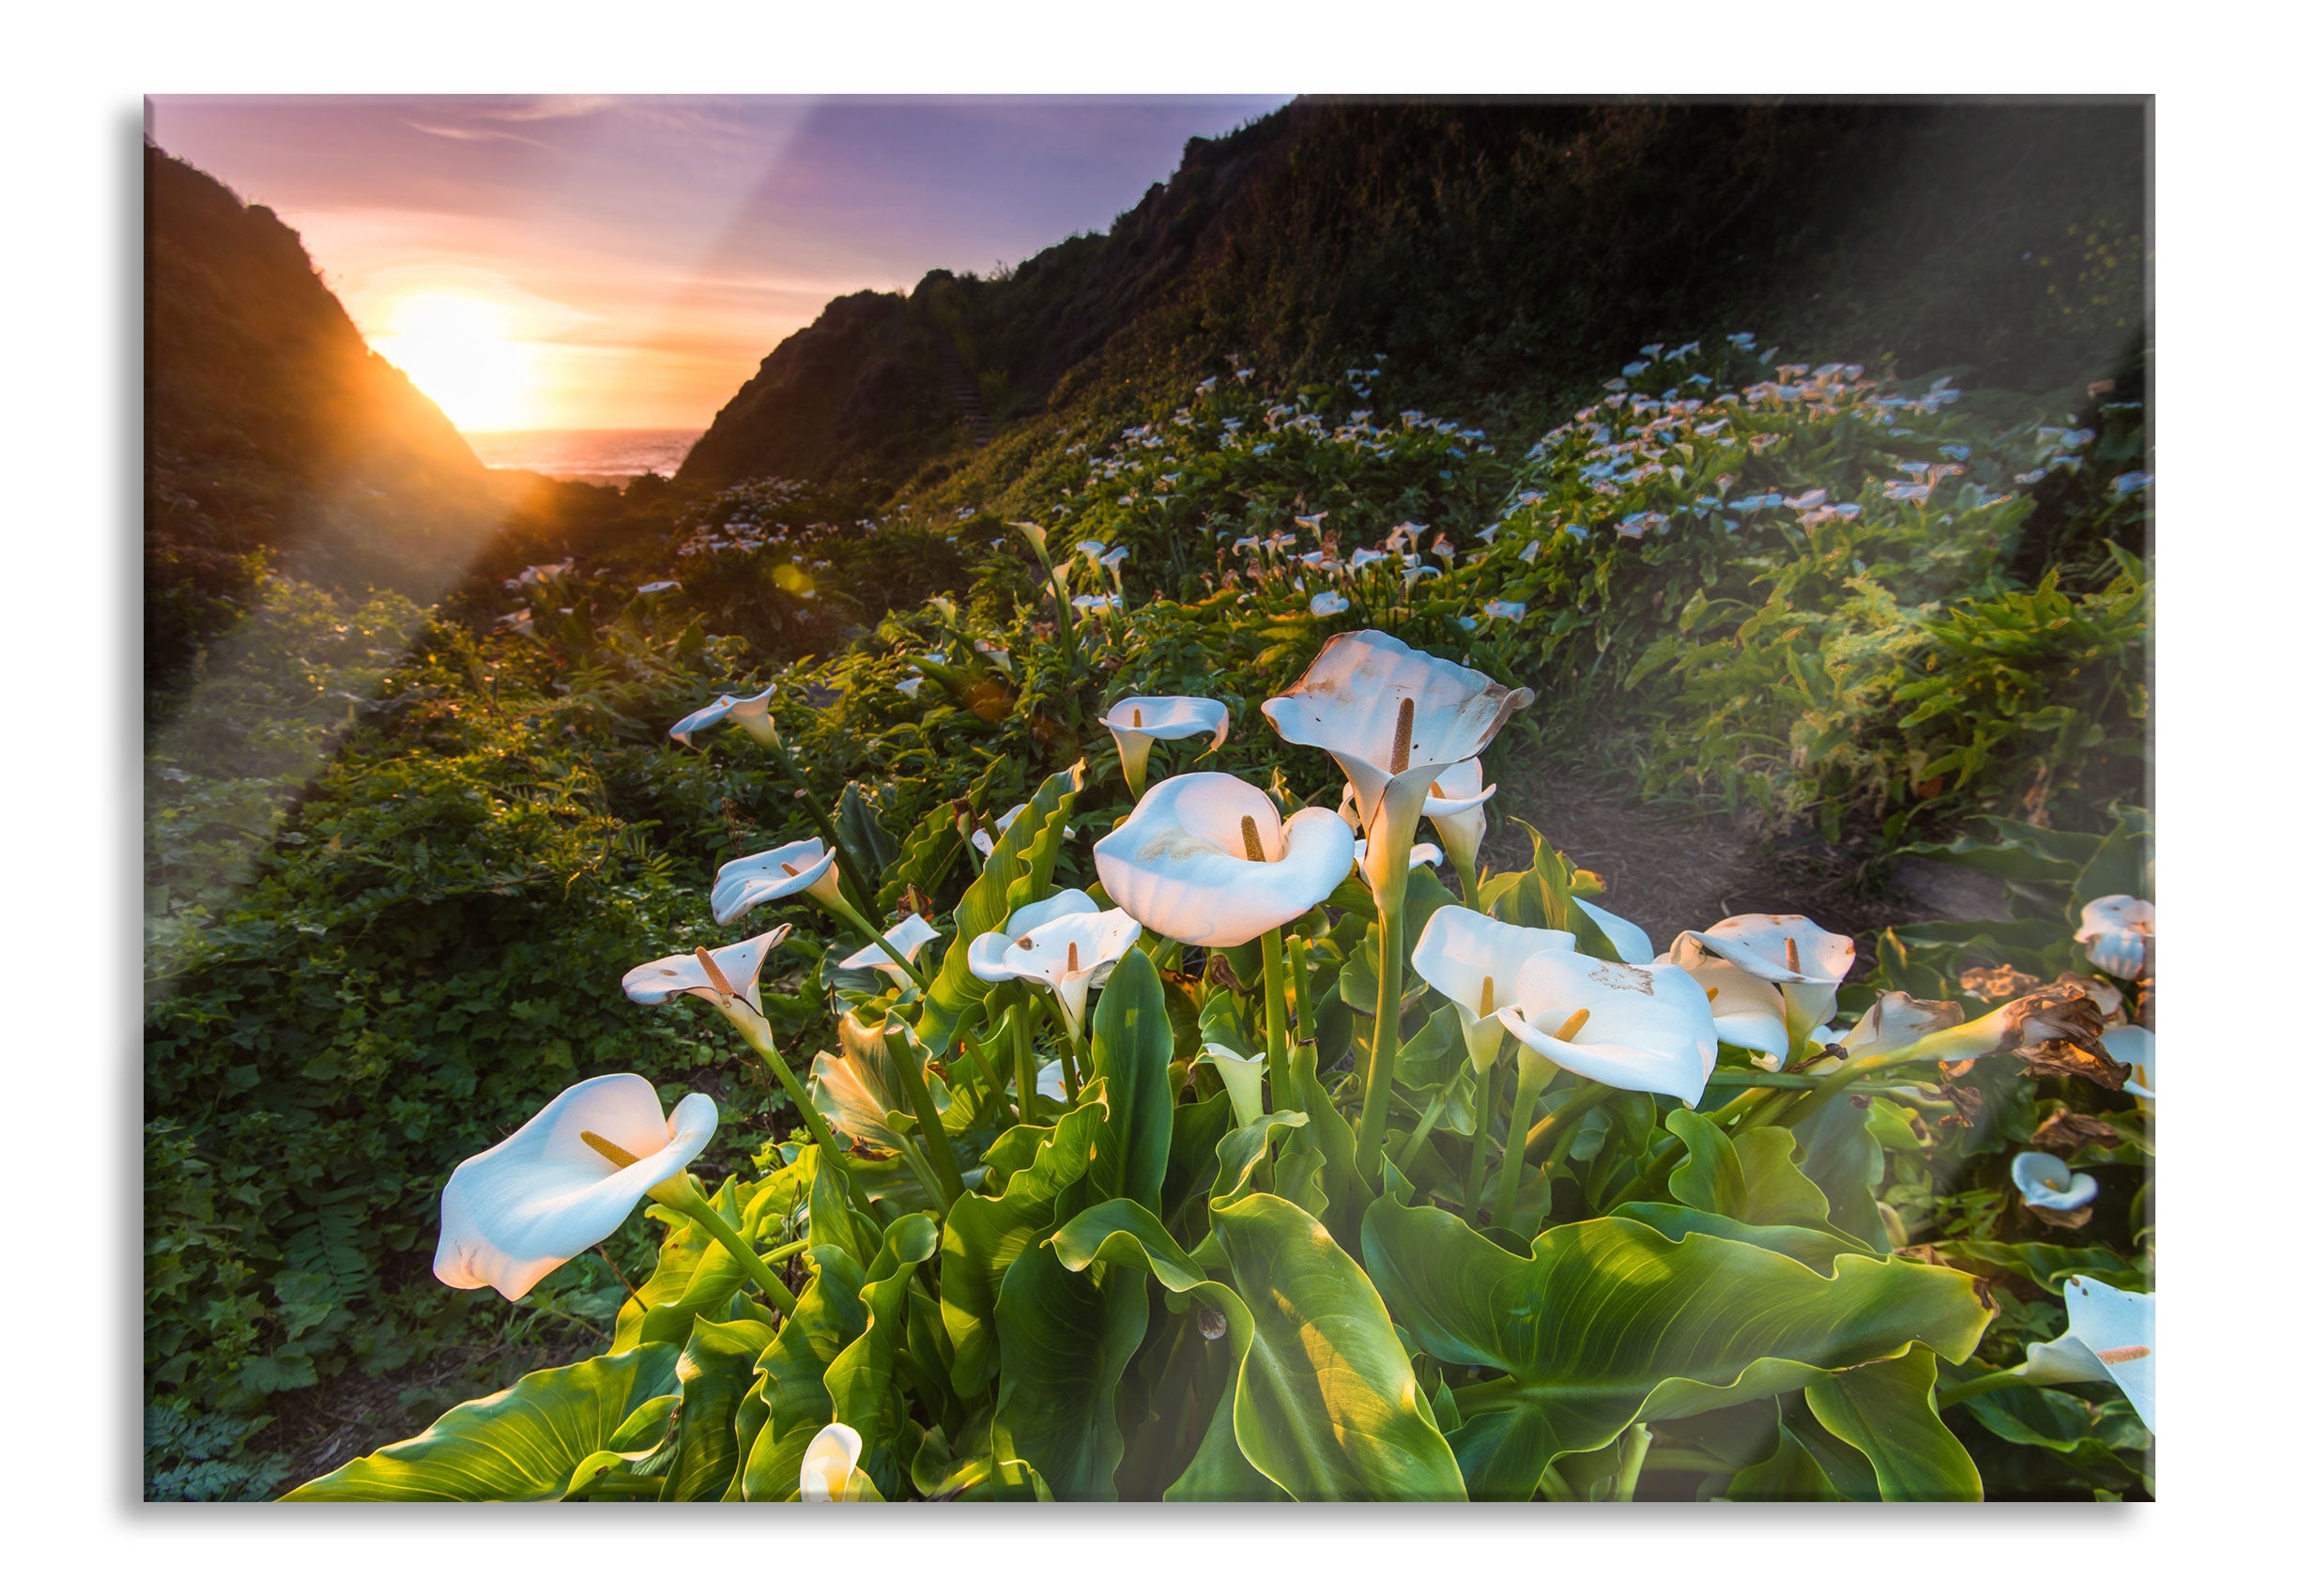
[678,98,2147,506]
[145,146,507,695]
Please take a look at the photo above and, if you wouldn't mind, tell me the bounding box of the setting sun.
[369,293,536,432]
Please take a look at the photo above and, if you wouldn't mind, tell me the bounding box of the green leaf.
[1927,1239,2151,1293]
[1610,1203,1875,1276]
[1213,1112,1309,1201]
[1166,1381,1287,1501]
[1663,1109,1832,1229]
[940,1101,1102,1397]
[989,1235,1149,1500]
[741,1242,867,1501]
[1792,1092,1891,1250]
[836,780,900,881]
[661,1316,775,1503]
[1215,1193,1465,1500]
[1082,946,1174,1213]
[823,1212,940,1495]
[284,1344,683,1501]
[919,767,1081,1052]
[1805,1349,1981,1501]
[1361,1198,1991,1499]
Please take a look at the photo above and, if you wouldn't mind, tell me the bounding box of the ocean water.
[464,428,703,483]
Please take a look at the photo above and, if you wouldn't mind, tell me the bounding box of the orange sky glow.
[147,95,1292,434]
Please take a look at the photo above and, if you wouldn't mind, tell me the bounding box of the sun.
[371,294,537,433]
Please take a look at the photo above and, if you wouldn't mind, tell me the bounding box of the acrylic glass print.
[143,94,2153,1501]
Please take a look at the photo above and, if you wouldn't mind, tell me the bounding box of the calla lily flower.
[1491,949,1719,1103]
[2011,1151,2098,1212]
[1665,931,1789,1063]
[1262,630,1534,910]
[1829,990,1966,1069]
[434,1075,716,1301]
[1202,1042,1268,1127]
[1576,898,1654,964]
[1094,771,1356,947]
[1687,913,1857,1051]
[2105,1024,2154,1099]
[2059,1276,2155,1431]
[1863,981,2117,1084]
[1411,906,1577,1069]
[668,687,778,750]
[1422,758,1495,881]
[712,838,842,925]
[800,1422,882,1501]
[1100,695,1231,794]
[622,925,792,1029]
[836,913,943,989]
[968,895,1141,1037]
[971,802,1079,859]
[1309,591,1350,618]
[2077,894,2154,979]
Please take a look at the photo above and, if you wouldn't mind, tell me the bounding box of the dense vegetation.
[142,100,2149,1500]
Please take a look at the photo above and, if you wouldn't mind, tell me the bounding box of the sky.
[146,95,1293,433]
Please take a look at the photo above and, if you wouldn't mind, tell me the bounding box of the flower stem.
[1355,898,1407,1182]
[1260,926,1292,1116]
[1612,1423,1654,1502]
[1011,1000,1040,1125]
[661,1183,798,1316]
[1525,1081,1613,1169]
[1052,1018,1083,1103]
[1936,1368,2030,1409]
[1460,1060,1495,1219]
[1492,1047,1543,1235]
[733,1021,857,1180]
[882,1025,966,1209]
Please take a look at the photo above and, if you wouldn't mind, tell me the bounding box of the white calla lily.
[836,913,943,989]
[2104,1023,2154,1099]
[1422,758,1494,885]
[1309,591,1350,618]
[2077,894,2154,979]
[1202,1042,1269,1128]
[1491,949,1720,1103]
[2062,1275,2155,1431]
[1410,906,1577,1069]
[434,1074,717,1301]
[1262,630,1533,911]
[1687,913,1857,1051]
[622,924,791,1019]
[968,897,1141,1037]
[2011,1151,2098,1212]
[1094,771,1356,947]
[712,838,841,924]
[1665,931,1790,1063]
[799,1422,880,1501]
[668,687,778,750]
[1576,898,1655,964]
[1100,695,1230,794]
[972,803,1078,858]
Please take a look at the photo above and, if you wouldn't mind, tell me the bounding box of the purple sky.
[146,94,1293,430]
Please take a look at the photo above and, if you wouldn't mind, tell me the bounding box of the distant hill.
[145,146,507,696]
[679,97,2148,505]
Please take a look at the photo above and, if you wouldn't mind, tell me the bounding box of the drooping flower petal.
[2077,895,2154,979]
[1094,772,1356,947]
[2011,1151,2099,1211]
[836,913,943,985]
[1422,758,1493,869]
[434,1075,716,1301]
[1833,990,1967,1067]
[1100,695,1230,792]
[621,925,791,1015]
[1410,906,1576,1068]
[712,838,840,925]
[1665,931,1789,1063]
[1491,950,1719,1103]
[2063,1275,2154,1432]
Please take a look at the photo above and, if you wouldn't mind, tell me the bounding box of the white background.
[3,0,2275,1582]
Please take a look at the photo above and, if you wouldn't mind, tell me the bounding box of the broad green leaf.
[1213,1112,1309,1201]
[1792,1092,1891,1250]
[1166,1381,1286,1501]
[1361,1198,1991,1499]
[1930,1239,2151,1292]
[741,1242,867,1501]
[823,1212,940,1496]
[941,1100,1102,1397]
[1080,946,1174,1214]
[1214,1193,1465,1501]
[1610,1202,1875,1276]
[1805,1349,1981,1501]
[989,1235,1149,1500]
[1664,1109,1832,1229]
[284,1344,682,1501]
[661,1316,775,1503]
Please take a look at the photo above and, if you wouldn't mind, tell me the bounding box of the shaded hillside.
[145,146,508,698]
[680,97,2147,504]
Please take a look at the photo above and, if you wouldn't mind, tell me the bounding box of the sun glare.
[371,294,537,433]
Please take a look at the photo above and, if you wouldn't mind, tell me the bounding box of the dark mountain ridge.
[680,97,2147,508]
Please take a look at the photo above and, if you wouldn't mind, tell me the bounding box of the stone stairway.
[939,337,992,449]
